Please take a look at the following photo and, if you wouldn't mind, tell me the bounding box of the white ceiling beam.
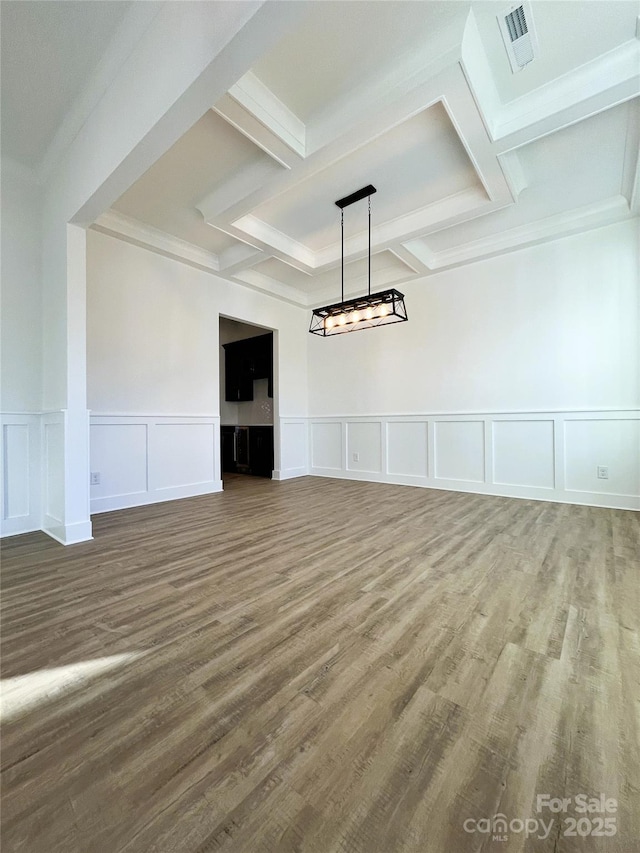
[493,39,640,152]
[197,158,283,221]
[228,71,306,157]
[232,215,316,268]
[213,95,303,170]
[385,246,430,276]
[217,243,266,275]
[66,0,309,226]
[621,99,640,214]
[38,2,162,184]
[498,150,528,200]
[204,62,515,266]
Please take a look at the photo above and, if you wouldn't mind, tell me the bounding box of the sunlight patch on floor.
[0,652,144,722]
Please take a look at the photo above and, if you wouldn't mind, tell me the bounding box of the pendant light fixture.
[309,184,408,336]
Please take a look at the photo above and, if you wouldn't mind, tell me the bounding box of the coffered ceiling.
[5,0,637,307]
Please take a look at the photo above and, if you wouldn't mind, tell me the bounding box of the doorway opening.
[219,317,275,486]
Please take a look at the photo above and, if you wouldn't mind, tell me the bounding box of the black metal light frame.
[309,184,408,337]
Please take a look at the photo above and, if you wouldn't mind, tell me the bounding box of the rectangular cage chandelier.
[309,184,408,336]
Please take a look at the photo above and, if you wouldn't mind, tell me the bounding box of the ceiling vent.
[497,2,538,73]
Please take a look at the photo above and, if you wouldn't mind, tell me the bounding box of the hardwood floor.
[1,475,639,852]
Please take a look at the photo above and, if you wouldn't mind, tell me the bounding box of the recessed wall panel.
[281,422,306,471]
[44,421,64,522]
[565,419,640,495]
[311,422,342,469]
[493,420,554,488]
[90,424,148,498]
[347,422,382,473]
[3,424,29,518]
[434,420,484,482]
[387,421,428,477]
[153,424,215,490]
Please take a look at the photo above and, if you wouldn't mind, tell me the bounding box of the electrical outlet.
[90,472,100,485]
[352,452,359,463]
[597,466,609,480]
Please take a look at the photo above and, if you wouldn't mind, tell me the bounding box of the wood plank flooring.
[1,475,639,852]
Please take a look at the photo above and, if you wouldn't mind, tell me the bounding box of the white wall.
[307,221,640,509]
[86,230,309,511]
[1,163,43,413]
[0,163,44,535]
[309,221,639,415]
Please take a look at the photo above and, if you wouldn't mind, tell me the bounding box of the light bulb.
[350,311,360,324]
[338,314,347,326]
[378,303,389,317]
[364,306,374,321]
[325,316,334,329]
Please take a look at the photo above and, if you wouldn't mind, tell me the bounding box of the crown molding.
[421,196,631,269]
[231,268,310,307]
[93,210,220,273]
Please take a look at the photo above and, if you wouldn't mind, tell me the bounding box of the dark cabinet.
[221,425,237,473]
[220,425,273,478]
[249,426,274,478]
[223,333,273,402]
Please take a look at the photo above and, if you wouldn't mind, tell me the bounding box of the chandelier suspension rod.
[368,195,371,297]
[341,209,344,303]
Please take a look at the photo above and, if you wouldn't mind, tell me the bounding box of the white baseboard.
[309,469,640,511]
[42,516,93,545]
[307,410,640,512]
[90,480,223,515]
[272,467,308,481]
[0,519,42,538]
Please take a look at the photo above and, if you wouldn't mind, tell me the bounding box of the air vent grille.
[505,6,528,42]
[498,2,538,73]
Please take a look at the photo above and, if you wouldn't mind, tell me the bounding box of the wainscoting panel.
[275,419,309,480]
[311,421,342,471]
[434,420,485,483]
[90,415,221,514]
[3,424,29,518]
[493,419,555,489]
[90,423,148,499]
[43,416,65,524]
[346,422,382,474]
[309,411,639,510]
[1,414,41,536]
[153,423,215,491]
[387,421,428,478]
[564,417,640,497]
